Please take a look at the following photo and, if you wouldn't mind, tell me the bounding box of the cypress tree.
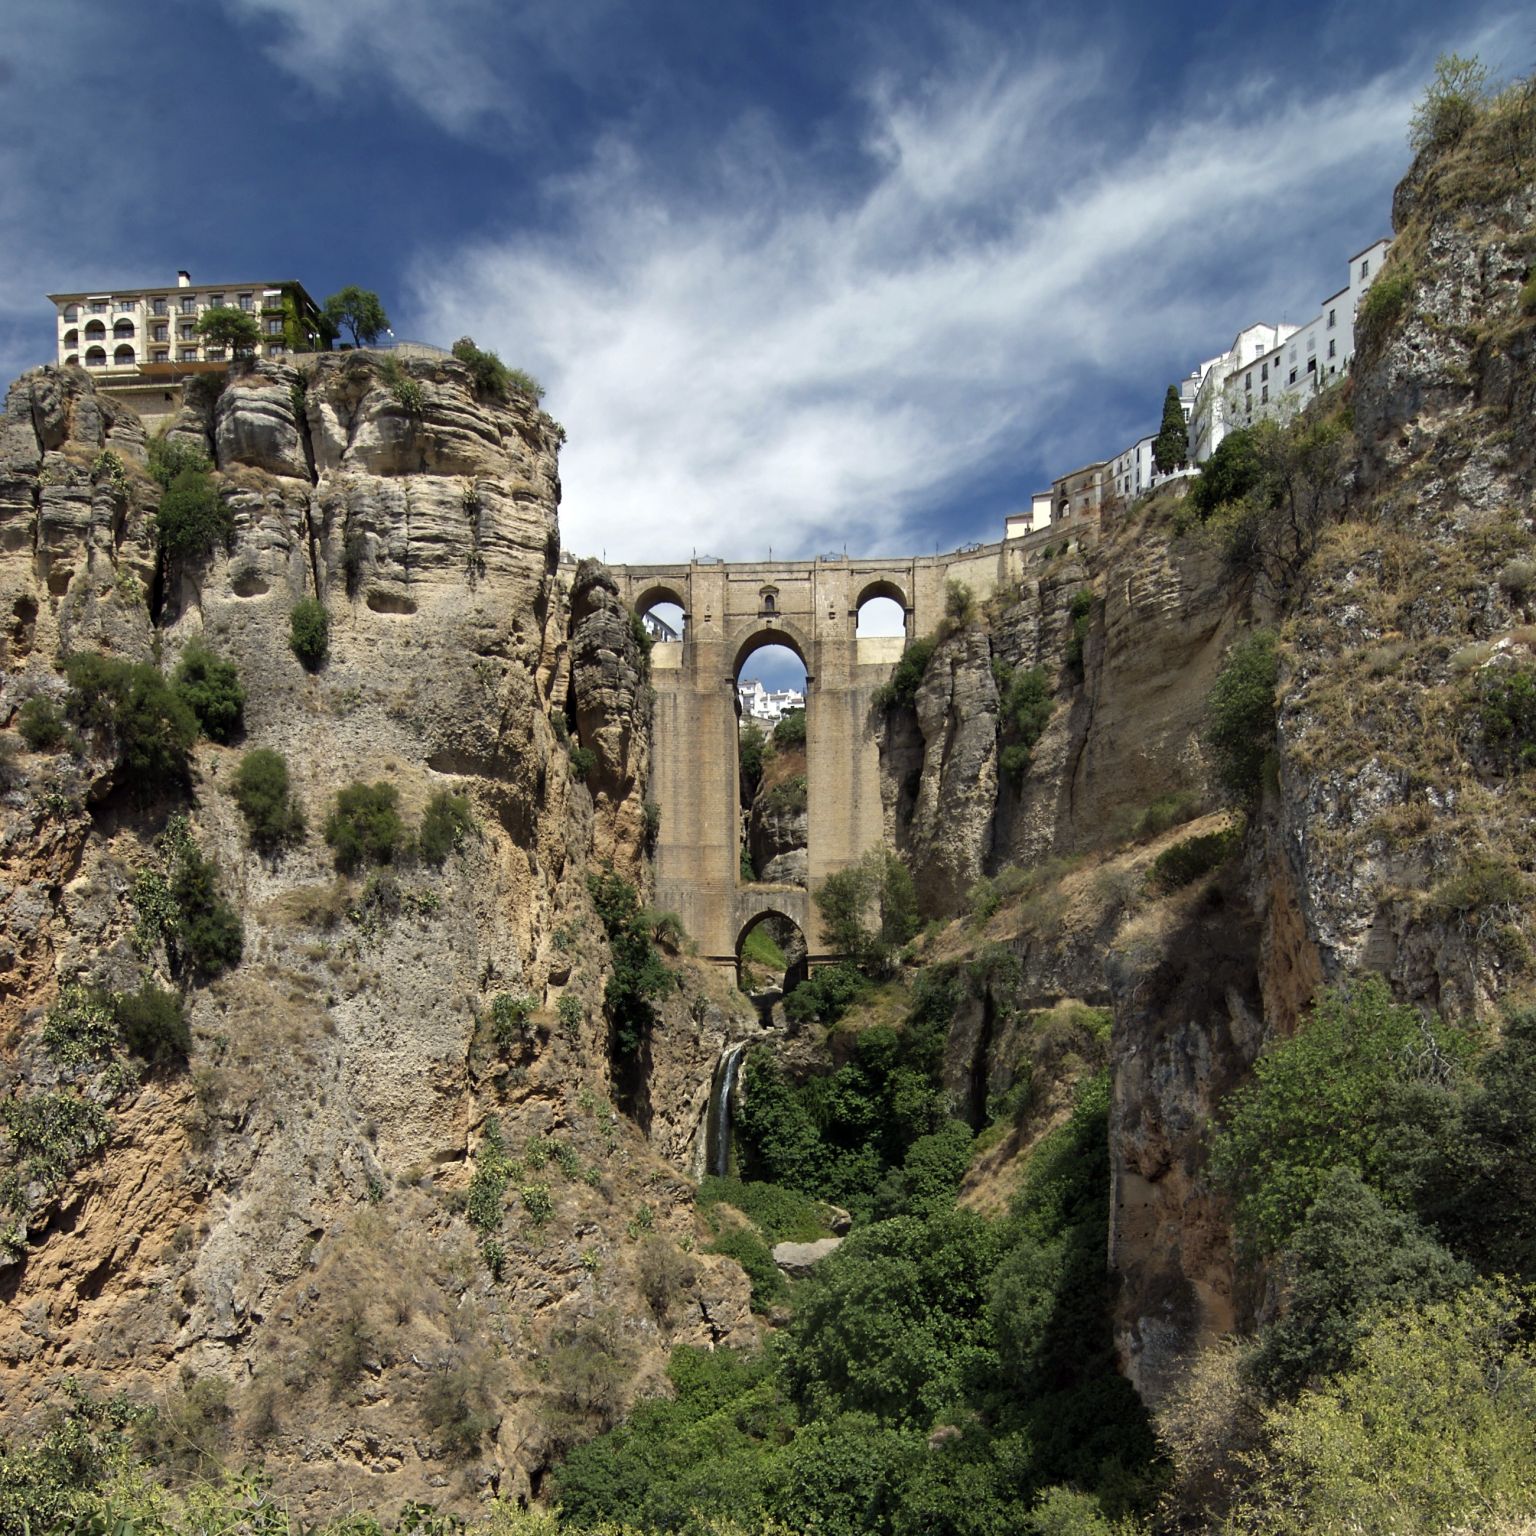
[1153,384,1189,473]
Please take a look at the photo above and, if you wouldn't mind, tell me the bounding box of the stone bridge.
[609,523,1084,969]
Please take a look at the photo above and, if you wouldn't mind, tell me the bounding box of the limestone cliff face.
[0,357,753,1514]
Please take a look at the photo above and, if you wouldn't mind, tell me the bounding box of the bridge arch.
[735,906,809,996]
[732,620,812,681]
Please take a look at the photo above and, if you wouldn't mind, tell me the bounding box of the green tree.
[155,469,231,562]
[814,849,918,974]
[113,981,191,1067]
[587,869,671,1060]
[231,748,305,852]
[1152,385,1188,474]
[1409,52,1490,153]
[171,846,244,979]
[1210,976,1471,1255]
[322,286,390,347]
[324,781,405,871]
[193,306,260,357]
[171,640,245,743]
[1187,428,1261,521]
[419,790,474,865]
[62,652,197,791]
[1204,629,1278,804]
[146,433,210,490]
[289,598,329,671]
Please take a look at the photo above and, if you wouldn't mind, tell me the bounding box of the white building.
[738,679,804,725]
[1188,321,1297,465]
[1221,238,1391,438]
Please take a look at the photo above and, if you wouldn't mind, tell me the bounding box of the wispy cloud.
[408,40,1420,561]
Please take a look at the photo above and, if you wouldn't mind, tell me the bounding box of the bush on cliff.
[588,868,671,1061]
[289,598,329,671]
[155,469,231,563]
[871,636,938,711]
[171,640,245,743]
[62,652,196,792]
[231,747,305,852]
[324,781,405,872]
[1204,629,1278,804]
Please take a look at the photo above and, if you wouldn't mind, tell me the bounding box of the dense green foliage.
[562,1074,1153,1533]
[170,844,245,979]
[419,790,475,865]
[1152,384,1188,474]
[872,635,938,711]
[146,433,211,490]
[156,467,232,563]
[113,980,192,1066]
[587,869,671,1061]
[1409,51,1490,151]
[63,651,197,791]
[17,694,68,751]
[1064,589,1093,678]
[231,747,305,851]
[194,305,260,355]
[323,284,390,346]
[1210,976,1471,1255]
[1478,663,1536,768]
[772,708,806,749]
[813,848,918,974]
[324,781,405,871]
[782,961,870,1025]
[698,1176,831,1243]
[1149,823,1240,891]
[452,335,544,402]
[289,597,330,670]
[171,639,245,743]
[1187,428,1261,522]
[993,661,1053,784]
[1204,630,1278,804]
[738,719,767,801]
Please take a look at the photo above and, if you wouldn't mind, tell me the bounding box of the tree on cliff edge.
[323,286,390,347]
[1153,385,1189,474]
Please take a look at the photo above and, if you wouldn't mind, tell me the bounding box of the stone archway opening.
[736,637,808,889]
[856,593,906,637]
[635,583,687,643]
[736,910,809,1005]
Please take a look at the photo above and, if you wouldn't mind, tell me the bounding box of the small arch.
[62,304,79,323]
[84,346,107,368]
[113,344,135,366]
[855,576,908,613]
[62,328,78,347]
[113,319,135,340]
[856,589,907,639]
[736,910,809,1000]
[64,353,78,367]
[83,319,106,340]
[635,583,688,641]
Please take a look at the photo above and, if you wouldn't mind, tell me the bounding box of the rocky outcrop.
[900,625,999,916]
[772,1237,842,1276]
[0,358,753,1514]
[748,748,808,885]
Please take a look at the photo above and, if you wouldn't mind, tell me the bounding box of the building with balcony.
[46,271,324,427]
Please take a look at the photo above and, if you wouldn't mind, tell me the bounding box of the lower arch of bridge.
[736,908,809,996]
[732,622,811,679]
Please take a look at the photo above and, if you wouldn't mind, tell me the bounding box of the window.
[1245,372,1252,391]
[62,304,79,322]
[64,354,78,366]
[152,349,168,363]
[209,293,224,307]
[1261,384,1269,403]
[267,344,285,357]
[1328,338,1336,358]
[1327,308,1336,328]
[179,347,198,361]
[180,296,197,314]
[1360,259,1370,278]
[265,318,283,335]
[239,294,254,311]
[87,301,108,314]
[205,347,225,361]
[1289,368,1297,384]
[1261,361,1268,380]
[154,324,168,342]
[63,328,78,346]
[179,323,195,340]
[151,297,167,315]
[1306,357,1316,373]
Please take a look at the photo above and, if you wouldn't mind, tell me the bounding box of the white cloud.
[407,46,1420,562]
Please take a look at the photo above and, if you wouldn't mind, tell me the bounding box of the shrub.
[569,744,598,781]
[418,789,474,865]
[289,598,329,671]
[113,981,190,1067]
[641,798,662,851]
[739,719,768,797]
[1134,791,1202,838]
[773,708,806,749]
[1187,428,1262,521]
[1357,266,1415,340]
[62,652,197,791]
[146,433,211,490]
[588,869,671,1060]
[17,695,67,751]
[783,961,870,1025]
[812,848,918,975]
[698,1175,831,1243]
[1409,51,1490,152]
[635,1233,696,1319]
[41,982,116,1066]
[872,635,938,711]
[1478,663,1536,768]
[450,336,542,401]
[1204,630,1278,803]
[994,662,1053,783]
[419,1364,496,1462]
[764,773,807,814]
[377,355,424,415]
[170,640,245,743]
[944,579,975,627]
[521,1182,553,1225]
[490,991,537,1051]
[172,845,244,979]
[1150,824,1240,891]
[1210,976,1471,1255]
[557,993,583,1036]
[155,469,231,562]
[466,1117,513,1233]
[324,781,404,871]
[231,748,305,851]
[708,1226,787,1312]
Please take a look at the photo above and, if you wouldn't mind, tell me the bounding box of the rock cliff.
[0,354,755,1513]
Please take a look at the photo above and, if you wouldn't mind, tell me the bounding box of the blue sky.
[0,1,1528,567]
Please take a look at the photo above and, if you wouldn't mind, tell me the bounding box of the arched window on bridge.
[855,592,906,638]
[736,638,808,890]
[635,587,687,644]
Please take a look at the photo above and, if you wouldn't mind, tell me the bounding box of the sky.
[1,1,1529,572]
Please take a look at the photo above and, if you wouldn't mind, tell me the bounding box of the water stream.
[695,1041,750,1180]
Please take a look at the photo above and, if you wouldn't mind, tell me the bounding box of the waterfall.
[695,1041,750,1181]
